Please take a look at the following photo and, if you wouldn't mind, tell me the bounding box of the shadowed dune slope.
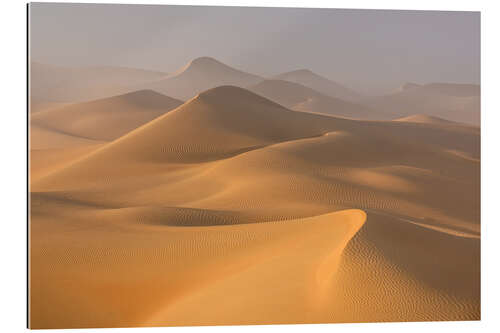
[274,69,361,101]
[140,212,478,326]
[31,62,168,103]
[330,212,479,323]
[249,79,381,119]
[363,82,480,125]
[31,90,182,141]
[144,57,262,100]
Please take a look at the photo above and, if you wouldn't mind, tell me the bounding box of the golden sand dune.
[32,87,479,232]
[30,203,365,328]
[31,62,168,103]
[33,86,479,192]
[364,82,480,125]
[143,57,262,100]
[249,79,381,119]
[29,89,182,211]
[165,129,479,234]
[274,69,361,101]
[30,85,480,328]
[31,90,182,141]
[33,86,346,175]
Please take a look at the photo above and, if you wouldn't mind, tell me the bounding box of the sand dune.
[30,85,480,328]
[31,90,182,141]
[364,82,480,125]
[249,79,381,119]
[30,62,168,103]
[33,86,347,172]
[33,86,480,225]
[274,69,361,101]
[30,89,182,182]
[143,57,262,100]
[30,203,365,328]
[331,212,479,323]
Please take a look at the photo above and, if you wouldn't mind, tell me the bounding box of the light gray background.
[30,3,480,94]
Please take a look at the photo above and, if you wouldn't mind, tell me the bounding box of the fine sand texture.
[30,85,480,328]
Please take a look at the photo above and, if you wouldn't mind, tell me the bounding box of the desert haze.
[29,10,480,326]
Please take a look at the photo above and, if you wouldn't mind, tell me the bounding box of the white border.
[1,0,499,332]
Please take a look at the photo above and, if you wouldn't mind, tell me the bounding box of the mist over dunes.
[274,69,362,102]
[29,55,480,328]
[249,79,380,119]
[30,57,479,125]
[142,57,263,100]
[30,61,168,103]
[363,82,480,125]
[394,114,461,125]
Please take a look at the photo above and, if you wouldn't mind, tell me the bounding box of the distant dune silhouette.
[274,69,362,101]
[143,57,263,100]
[363,82,480,125]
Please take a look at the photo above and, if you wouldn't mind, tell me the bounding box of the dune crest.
[30,204,366,328]
[32,86,346,176]
[31,90,182,142]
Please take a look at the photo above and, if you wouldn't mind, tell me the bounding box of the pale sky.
[29,3,480,94]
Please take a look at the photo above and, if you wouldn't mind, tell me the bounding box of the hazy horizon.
[29,3,479,95]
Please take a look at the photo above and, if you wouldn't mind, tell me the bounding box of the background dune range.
[29,58,480,329]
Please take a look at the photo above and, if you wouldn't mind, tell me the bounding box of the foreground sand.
[29,86,480,328]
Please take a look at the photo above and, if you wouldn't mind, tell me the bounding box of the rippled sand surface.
[30,86,480,328]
